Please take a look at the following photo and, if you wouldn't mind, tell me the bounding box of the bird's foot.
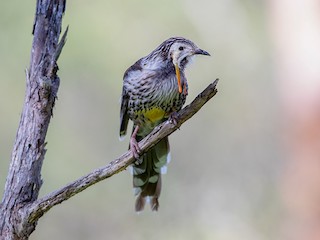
[130,137,142,163]
[169,111,179,126]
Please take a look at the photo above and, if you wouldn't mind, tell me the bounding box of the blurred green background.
[0,1,280,239]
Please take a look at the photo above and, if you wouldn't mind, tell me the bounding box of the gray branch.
[26,79,219,224]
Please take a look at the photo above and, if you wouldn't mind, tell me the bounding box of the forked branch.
[26,79,219,224]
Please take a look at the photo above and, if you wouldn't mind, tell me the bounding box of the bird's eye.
[178,46,184,51]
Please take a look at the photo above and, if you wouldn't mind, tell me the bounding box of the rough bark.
[0,0,67,239]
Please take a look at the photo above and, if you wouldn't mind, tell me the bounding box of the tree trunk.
[0,0,66,239]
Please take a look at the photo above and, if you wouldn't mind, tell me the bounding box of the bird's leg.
[130,125,141,160]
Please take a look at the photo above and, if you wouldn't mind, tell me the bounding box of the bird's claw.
[169,111,179,126]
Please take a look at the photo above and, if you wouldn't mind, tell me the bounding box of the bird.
[120,37,210,212]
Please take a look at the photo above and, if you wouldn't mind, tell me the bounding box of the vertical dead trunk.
[0,0,66,239]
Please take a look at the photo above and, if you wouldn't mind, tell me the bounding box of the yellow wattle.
[174,64,182,93]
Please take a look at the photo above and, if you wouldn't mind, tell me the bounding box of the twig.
[26,79,219,224]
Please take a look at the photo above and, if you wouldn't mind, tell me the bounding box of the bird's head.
[166,37,210,93]
[145,37,210,93]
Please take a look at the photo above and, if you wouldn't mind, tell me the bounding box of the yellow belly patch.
[144,107,166,123]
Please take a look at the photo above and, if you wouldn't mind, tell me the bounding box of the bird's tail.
[132,136,170,212]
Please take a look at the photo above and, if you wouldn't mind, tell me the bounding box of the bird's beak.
[194,48,210,56]
[174,64,182,93]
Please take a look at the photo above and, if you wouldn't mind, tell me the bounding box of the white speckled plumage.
[119,37,210,211]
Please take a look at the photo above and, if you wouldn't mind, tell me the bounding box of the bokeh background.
[1,1,320,240]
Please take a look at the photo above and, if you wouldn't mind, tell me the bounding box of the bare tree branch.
[26,79,219,224]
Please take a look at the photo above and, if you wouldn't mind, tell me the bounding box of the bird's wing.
[120,58,158,140]
[119,59,143,140]
[119,86,129,140]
